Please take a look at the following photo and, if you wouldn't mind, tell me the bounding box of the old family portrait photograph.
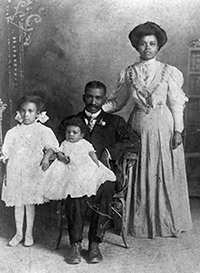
[0,0,200,272]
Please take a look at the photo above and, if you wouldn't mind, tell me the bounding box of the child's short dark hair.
[65,117,87,135]
[17,95,44,112]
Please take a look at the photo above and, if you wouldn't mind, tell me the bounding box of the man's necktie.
[88,117,96,131]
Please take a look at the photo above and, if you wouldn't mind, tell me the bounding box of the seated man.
[57,80,140,264]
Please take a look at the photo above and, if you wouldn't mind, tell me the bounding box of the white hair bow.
[15,111,49,124]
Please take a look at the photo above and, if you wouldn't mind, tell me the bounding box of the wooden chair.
[55,151,139,250]
[111,151,138,248]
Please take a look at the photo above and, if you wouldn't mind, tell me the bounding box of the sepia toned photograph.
[0,0,199,272]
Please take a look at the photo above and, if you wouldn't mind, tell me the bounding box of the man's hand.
[172,131,182,149]
[100,149,111,169]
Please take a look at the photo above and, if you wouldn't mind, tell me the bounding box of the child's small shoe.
[24,235,34,247]
[7,234,23,247]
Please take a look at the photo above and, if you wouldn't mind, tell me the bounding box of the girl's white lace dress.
[1,122,59,206]
[44,138,116,199]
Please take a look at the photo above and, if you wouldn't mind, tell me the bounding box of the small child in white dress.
[1,95,59,247]
[44,117,116,200]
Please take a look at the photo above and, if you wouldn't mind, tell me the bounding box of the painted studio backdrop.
[0,0,200,198]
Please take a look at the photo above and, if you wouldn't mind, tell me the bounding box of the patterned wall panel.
[5,0,42,126]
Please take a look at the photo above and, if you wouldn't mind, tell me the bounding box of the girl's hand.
[172,131,182,149]
[89,151,100,167]
[40,157,50,171]
[57,152,70,164]
[92,157,100,167]
[63,156,70,164]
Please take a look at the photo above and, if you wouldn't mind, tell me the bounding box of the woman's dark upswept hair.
[17,95,44,113]
[128,21,167,51]
[65,117,87,135]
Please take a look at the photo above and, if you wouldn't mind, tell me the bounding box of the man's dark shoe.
[67,242,82,264]
[88,241,103,263]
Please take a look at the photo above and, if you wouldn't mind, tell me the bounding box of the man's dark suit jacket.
[57,110,140,162]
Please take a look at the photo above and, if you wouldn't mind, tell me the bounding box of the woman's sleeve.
[102,68,132,113]
[167,66,188,133]
[43,126,60,151]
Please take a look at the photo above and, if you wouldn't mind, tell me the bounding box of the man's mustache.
[88,104,98,108]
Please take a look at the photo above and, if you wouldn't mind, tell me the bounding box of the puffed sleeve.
[1,127,16,162]
[42,125,59,151]
[102,68,132,113]
[167,66,188,133]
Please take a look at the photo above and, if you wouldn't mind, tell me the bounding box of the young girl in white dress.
[44,117,116,200]
[1,95,59,247]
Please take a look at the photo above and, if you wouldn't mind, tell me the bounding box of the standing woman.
[103,21,192,238]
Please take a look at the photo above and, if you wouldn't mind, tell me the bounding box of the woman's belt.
[134,100,166,113]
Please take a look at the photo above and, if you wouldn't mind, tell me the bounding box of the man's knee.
[98,181,115,195]
[94,181,115,205]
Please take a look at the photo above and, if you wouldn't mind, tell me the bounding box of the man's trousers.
[65,181,116,244]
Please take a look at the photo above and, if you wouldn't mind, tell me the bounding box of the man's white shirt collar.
[84,109,102,119]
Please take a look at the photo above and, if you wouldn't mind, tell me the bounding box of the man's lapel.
[78,109,108,137]
[90,111,107,135]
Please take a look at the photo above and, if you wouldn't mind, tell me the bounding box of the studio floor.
[0,198,200,273]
